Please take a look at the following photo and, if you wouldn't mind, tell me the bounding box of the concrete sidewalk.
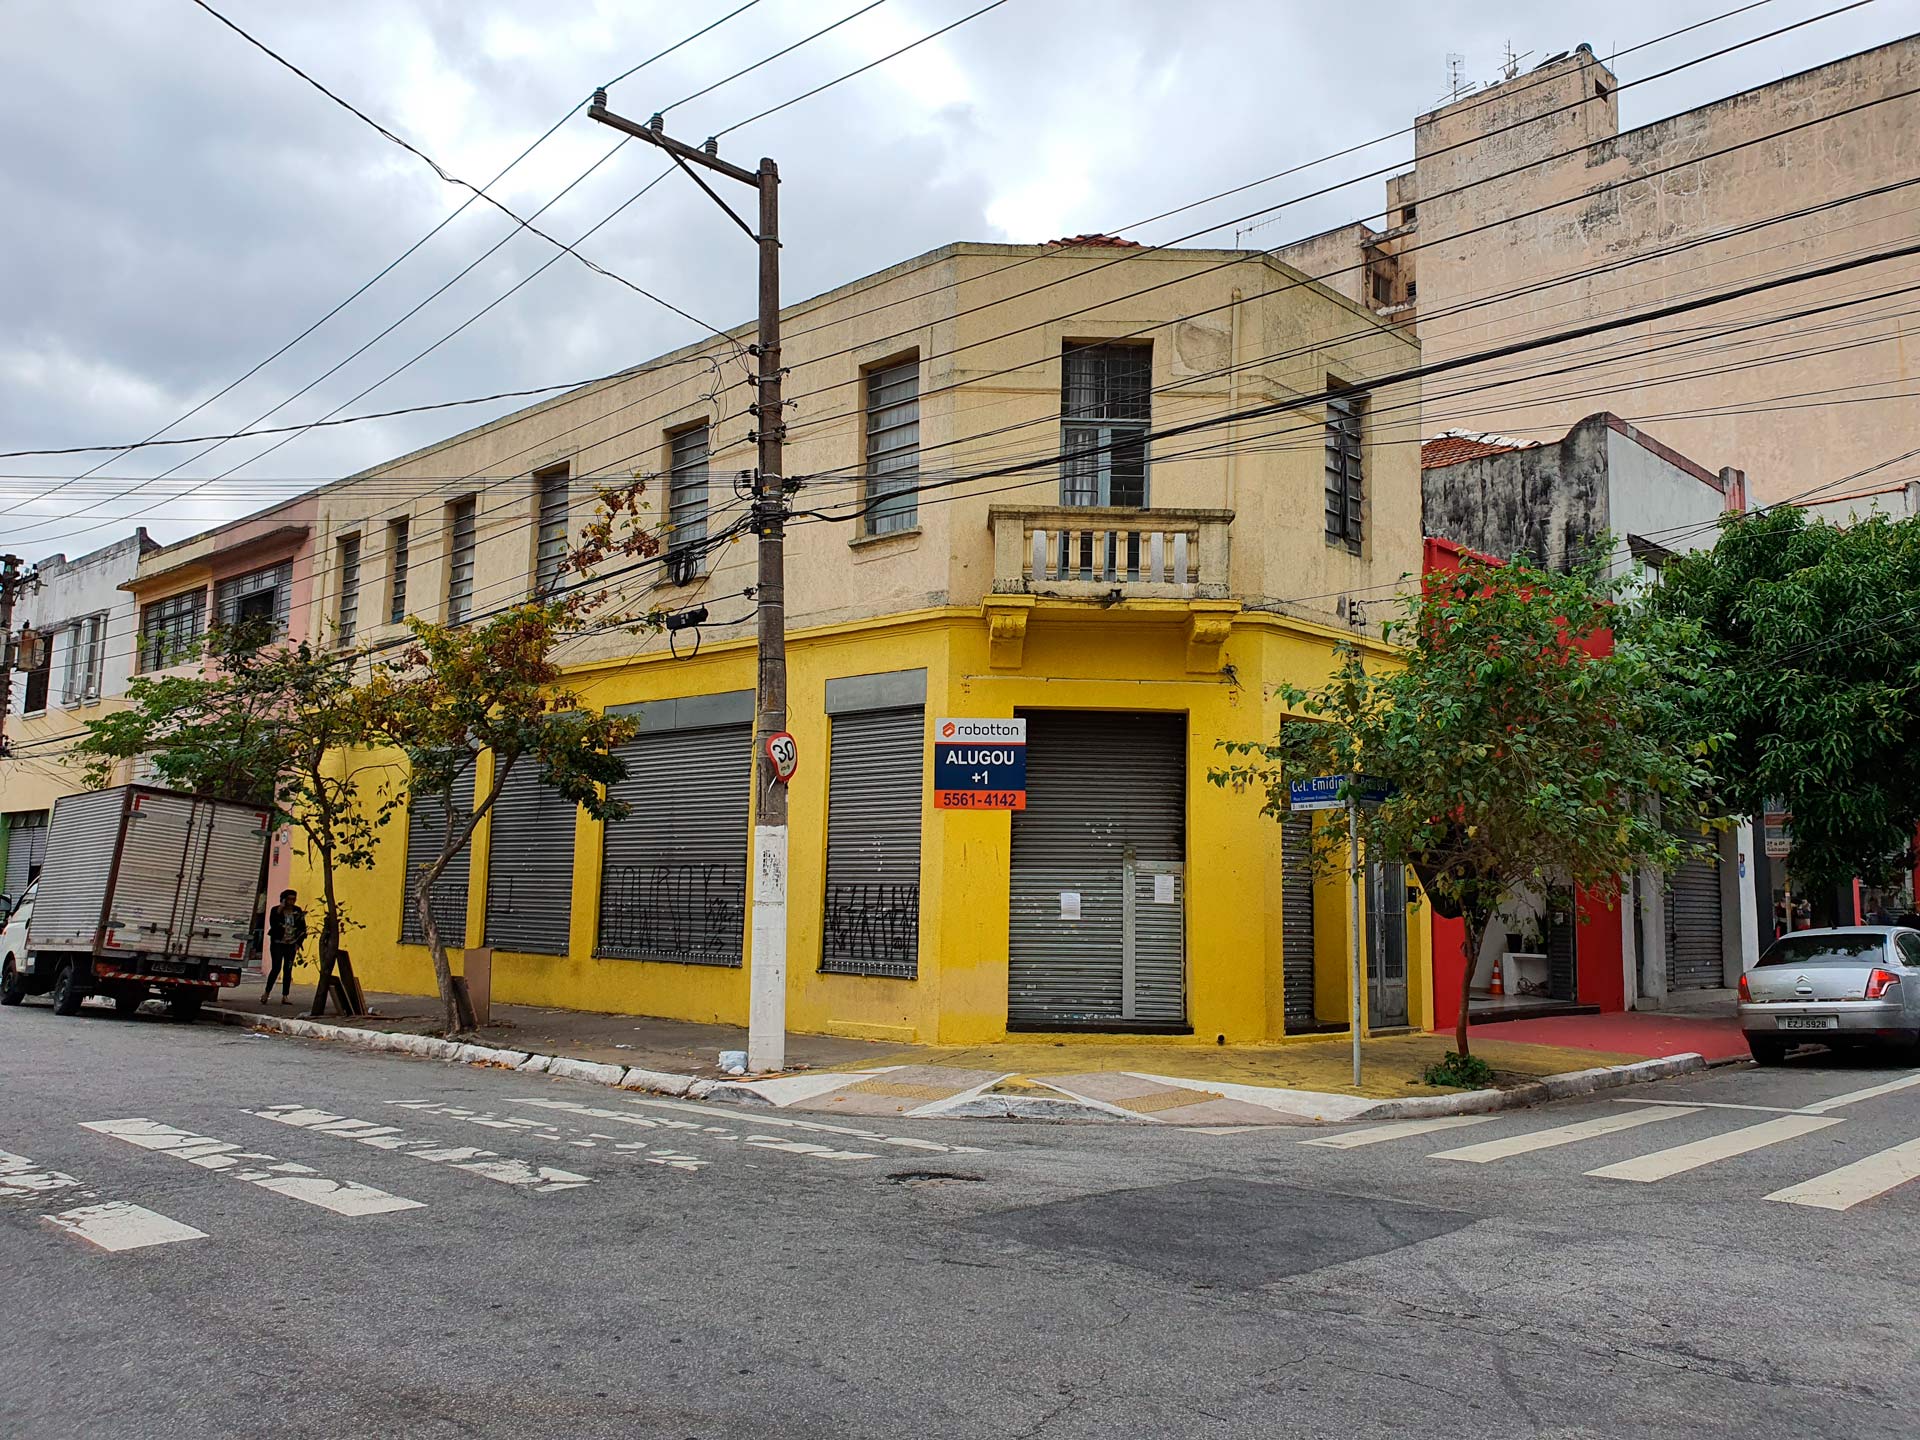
[212,979,1731,1127]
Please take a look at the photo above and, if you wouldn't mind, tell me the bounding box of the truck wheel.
[167,992,204,1024]
[114,991,146,1017]
[0,958,24,1006]
[51,961,86,1016]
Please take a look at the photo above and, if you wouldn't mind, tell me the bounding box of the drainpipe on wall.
[1224,289,1243,515]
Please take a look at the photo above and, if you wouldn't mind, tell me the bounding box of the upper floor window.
[335,534,361,646]
[21,633,50,714]
[215,561,293,646]
[61,613,106,705]
[534,465,571,595]
[863,358,919,535]
[1061,342,1150,508]
[446,497,476,624]
[139,590,205,671]
[1325,383,1365,554]
[387,517,410,625]
[667,425,709,584]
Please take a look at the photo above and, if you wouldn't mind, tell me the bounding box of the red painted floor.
[1453,1010,1751,1062]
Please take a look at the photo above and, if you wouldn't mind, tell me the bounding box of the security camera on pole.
[588,94,791,1072]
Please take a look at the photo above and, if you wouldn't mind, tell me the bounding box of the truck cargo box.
[31,786,272,964]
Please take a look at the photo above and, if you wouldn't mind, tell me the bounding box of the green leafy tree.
[71,625,384,991]
[1649,507,1920,898]
[356,600,638,1035]
[1214,551,1723,1056]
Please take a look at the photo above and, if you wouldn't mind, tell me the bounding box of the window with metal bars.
[863,358,919,535]
[387,517,410,624]
[214,561,292,644]
[336,534,361,645]
[139,590,205,671]
[533,465,570,594]
[1060,342,1150,508]
[1324,385,1364,553]
[667,425,709,583]
[60,613,106,705]
[446,497,476,623]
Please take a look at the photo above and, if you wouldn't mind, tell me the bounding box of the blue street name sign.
[1289,774,1395,812]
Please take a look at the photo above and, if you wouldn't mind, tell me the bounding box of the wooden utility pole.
[588,95,789,1072]
[0,555,23,761]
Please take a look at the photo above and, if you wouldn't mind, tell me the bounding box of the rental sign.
[932,717,1027,810]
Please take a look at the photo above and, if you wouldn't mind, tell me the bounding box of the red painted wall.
[1420,535,1629,1018]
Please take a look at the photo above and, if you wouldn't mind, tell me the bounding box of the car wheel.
[114,991,145,1017]
[0,957,24,1006]
[167,992,204,1024]
[1747,1036,1789,1066]
[51,961,86,1016]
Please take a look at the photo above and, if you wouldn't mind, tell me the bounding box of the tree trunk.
[1455,909,1486,1058]
[413,875,459,1035]
[317,843,343,1014]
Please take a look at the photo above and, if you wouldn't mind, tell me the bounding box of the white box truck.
[0,785,272,1022]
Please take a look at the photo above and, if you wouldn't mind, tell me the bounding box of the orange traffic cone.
[1488,954,1505,997]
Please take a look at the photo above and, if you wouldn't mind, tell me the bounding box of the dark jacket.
[269,904,308,950]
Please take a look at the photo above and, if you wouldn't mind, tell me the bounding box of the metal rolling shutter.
[1668,854,1724,990]
[1546,899,1577,1002]
[4,812,48,898]
[400,768,475,948]
[1008,711,1185,1027]
[597,723,750,966]
[483,761,577,955]
[1281,815,1316,1029]
[822,707,924,978]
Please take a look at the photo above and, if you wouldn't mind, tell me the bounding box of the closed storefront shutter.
[1281,815,1316,1029]
[1008,711,1185,1028]
[1668,853,1724,990]
[483,761,577,955]
[4,812,49,897]
[400,769,475,948]
[598,722,750,966]
[822,706,924,979]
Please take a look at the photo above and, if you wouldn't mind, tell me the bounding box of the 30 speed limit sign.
[765,731,799,783]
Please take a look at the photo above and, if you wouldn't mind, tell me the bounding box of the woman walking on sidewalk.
[263,889,307,1004]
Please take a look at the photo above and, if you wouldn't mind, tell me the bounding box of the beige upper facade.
[1272,36,1920,502]
[304,241,1422,667]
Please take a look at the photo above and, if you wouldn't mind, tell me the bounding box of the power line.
[656,0,891,116]
[187,0,732,341]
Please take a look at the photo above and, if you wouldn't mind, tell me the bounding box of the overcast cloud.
[2,0,1913,557]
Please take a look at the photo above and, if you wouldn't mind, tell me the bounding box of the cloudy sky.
[2,0,1913,558]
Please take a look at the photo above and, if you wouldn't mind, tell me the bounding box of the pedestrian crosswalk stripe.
[1432,1105,1700,1163]
[1764,1136,1920,1211]
[1301,1115,1500,1149]
[82,1118,425,1217]
[44,1201,206,1252]
[1586,1114,1844,1182]
[0,1148,86,1199]
[250,1106,593,1192]
[1801,1070,1920,1114]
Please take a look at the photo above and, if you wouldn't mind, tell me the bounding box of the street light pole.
[589,96,789,1072]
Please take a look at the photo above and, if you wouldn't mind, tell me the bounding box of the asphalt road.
[3,999,1916,1439]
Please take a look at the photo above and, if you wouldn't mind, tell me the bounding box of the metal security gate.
[1546,892,1578,1002]
[4,812,48,898]
[1668,853,1725,990]
[1366,862,1408,1028]
[597,723,750,966]
[1281,815,1317,1030]
[1008,711,1186,1029]
[822,706,924,978]
[484,761,577,955]
[401,769,475,948]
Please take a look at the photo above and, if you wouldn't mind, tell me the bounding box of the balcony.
[989,505,1233,601]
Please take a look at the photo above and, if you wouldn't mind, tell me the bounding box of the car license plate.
[1780,1016,1837,1031]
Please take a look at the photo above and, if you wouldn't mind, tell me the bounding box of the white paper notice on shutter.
[1153,873,1176,905]
[1059,891,1081,921]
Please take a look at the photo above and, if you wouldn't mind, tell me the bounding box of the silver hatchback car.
[1739,926,1920,1064]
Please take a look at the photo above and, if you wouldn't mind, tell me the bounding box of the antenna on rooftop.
[1445,52,1466,100]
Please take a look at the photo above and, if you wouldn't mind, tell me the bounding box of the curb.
[1354,1052,1709,1120]
[205,1006,1715,1126]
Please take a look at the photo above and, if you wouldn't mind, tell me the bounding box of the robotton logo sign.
[935,717,1026,744]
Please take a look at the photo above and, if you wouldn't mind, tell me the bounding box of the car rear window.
[1756,934,1886,967]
